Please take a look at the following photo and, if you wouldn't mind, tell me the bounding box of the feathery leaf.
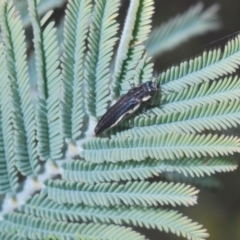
[0,44,17,193]
[0,232,23,240]
[0,212,145,240]
[62,157,237,184]
[85,0,120,118]
[0,0,39,177]
[162,75,240,112]
[21,192,209,240]
[116,99,240,136]
[82,133,240,163]
[28,0,63,161]
[46,179,199,207]
[159,35,240,92]
[112,0,154,98]
[61,0,92,140]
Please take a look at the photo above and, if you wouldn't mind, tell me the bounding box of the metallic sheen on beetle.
[94,81,158,135]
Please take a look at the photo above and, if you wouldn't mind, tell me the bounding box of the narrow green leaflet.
[0,44,17,193]
[21,192,209,240]
[46,179,199,207]
[62,157,237,184]
[85,0,120,118]
[160,35,240,92]
[82,133,240,163]
[112,0,154,98]
[162,76,240,112]
[116,99,240,137]
[0,213,145,240]
[28,0,63,161]
[61,0,92,140]
[28,0,63,160]
[0,232,23,240]
[0,1,39,178]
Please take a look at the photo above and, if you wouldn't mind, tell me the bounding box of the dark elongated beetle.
[94,81,158,135]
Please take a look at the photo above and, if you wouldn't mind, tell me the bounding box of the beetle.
[94,81,159,135]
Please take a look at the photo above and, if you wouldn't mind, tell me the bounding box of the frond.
[21,192,209,240]
[112,0,154,98]
[162,75,240,112]
[85,0,120,118]
[0,1,39,177]
[28,0,63,161]
[46,179,198,207]
[62,157,237,184]
[145,3,220,57]
[0,213,144,240]
[0,44,17,193]
[116,99,240,136]
[60,0,92,140]
[159,34,240,92]
[82,133,240,163]
[0,232,21,240]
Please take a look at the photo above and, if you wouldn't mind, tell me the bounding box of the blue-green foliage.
[63,157,236,183]
[82,133,240,162]
[60,0,92,140]
[0,1,39,193]
[46,179,198,207]
[0,212,144,240]
[28,0,63,161]
[0,0,240,240]
[112,0,154,97]
[85,0,120,118]
[19,191,208,240]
